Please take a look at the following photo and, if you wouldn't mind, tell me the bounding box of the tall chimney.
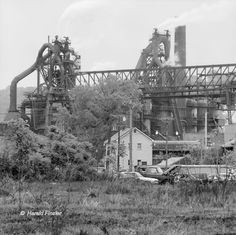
[173,25,187,137]
[174,25,186,66]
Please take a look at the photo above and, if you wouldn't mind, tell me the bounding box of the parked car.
[136,165,175,184]
[136,164,236,184]
[136,165,163,175]
[119,172,159,184]
[208,169,236,182]
[164,165,236,183]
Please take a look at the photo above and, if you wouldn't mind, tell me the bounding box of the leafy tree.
[44,125,94,167]
[66,77,142,160]
[223,150,236,167]
[42,125,96,181]
[54,106,72,133]
[188,145,236,166]
[0,120,95,181]
[2,119,41,179]
[1,119,44,209]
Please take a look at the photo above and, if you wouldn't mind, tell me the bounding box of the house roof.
[104,127,153,144]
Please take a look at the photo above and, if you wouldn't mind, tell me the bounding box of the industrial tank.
[186,99,197,133]
[197,99,207,132]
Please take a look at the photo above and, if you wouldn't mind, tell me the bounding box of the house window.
[128,160,130,165]
[142,161,147,165]
[137,143,142,150]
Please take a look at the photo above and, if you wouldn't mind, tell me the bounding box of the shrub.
[0,121,95,182]
[94,172,116,181]
[104,179,132,194]
[0,150,12,178]
[176,180,236,206]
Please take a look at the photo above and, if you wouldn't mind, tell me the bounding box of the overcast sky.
[0,0,236,89]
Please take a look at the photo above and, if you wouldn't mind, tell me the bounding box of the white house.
[104,127,153,171]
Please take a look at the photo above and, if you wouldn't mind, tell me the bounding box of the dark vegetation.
[0,119,96,182]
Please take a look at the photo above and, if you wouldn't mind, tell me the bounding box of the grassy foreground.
[0,178,236,235]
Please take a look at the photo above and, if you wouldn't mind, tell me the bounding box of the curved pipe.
[9,43,55,112]
[9,61,38,112]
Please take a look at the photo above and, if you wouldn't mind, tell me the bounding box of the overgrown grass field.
[0,178,236,235]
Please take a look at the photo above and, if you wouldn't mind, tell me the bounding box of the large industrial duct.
[8,43,53,113]
[7,43,65,113]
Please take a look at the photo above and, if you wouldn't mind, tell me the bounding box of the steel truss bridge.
[76,63,236,101]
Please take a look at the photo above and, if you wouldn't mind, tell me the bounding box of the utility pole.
[117,116,121,172]
[165,121,168,170]
[157,117,172,170]
[129,107,133,172]
[204,110,208,148]
[200,140,203,163]
[115,114,126,173]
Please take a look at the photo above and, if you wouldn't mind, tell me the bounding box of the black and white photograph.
[0,0,236,234]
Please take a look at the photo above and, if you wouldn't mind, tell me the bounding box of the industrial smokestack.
[173,25,187,138]
[174,25,186,66]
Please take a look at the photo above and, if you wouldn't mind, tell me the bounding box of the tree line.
[0,77,142,181]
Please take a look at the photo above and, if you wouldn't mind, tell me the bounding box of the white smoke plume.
[57,0,108,49]
[59,0,106,23]
[163,27,177,66]
[160,0,235,67]
[159,0,235,29]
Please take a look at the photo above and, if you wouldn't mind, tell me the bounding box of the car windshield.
[147,167,163,174]
[137,166,163,174]
[147,168,157,174]
[135,172,143,177]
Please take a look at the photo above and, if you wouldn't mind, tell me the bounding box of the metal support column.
[226,90,232,124]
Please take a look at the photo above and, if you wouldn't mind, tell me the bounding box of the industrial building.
[5,36,81,133]
[4,26,236,148]
[135,26,229,144]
